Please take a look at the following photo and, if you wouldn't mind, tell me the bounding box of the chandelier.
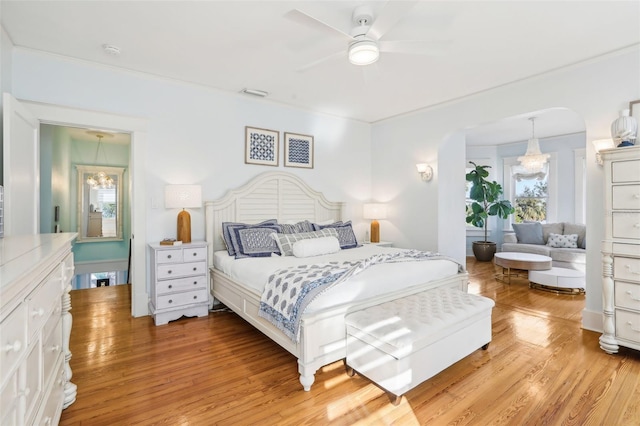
[518,117,550,173]
[86,132,114,189]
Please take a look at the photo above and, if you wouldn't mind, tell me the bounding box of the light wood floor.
[60,258,640,425]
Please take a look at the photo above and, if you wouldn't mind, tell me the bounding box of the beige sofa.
[501,222,586,272]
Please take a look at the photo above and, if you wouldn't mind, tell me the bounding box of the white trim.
[574,148,586,224]
[581,308,603,333]
[74,258,128,275]
[20,99,149,317]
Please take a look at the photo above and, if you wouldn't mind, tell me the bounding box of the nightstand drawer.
[612,212,640,240]
[612,159,640,183]
[614,257,640,282]
[156,248,183,264]
[156,276,207,295]
[183,247,207,262]
[27,276,62,341]
[157,261,206,280]
[615,281,640,311]
[615,309,640,343]
[612,185,640,210]
[156,289,208,309]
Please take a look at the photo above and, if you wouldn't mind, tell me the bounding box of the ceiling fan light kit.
[349,38,379,65]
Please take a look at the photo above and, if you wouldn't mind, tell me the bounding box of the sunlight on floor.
[511,310,551,347]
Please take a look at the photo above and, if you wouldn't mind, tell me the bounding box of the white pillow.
[292,236,341,258]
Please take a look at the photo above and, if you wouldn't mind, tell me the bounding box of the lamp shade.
[165,185,202,209]
[363,203,387,220]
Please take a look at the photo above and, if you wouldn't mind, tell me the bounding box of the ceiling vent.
[240,88,269,97]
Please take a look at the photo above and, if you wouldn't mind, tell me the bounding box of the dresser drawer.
[27,275,62,341]
[156,248,183,264]
[615,309,640,343]
[156,288,208,310]
[612,159,640,183]
[613,243,640,257]
[24,340,43,424]
[1,369,18,424]
[612,212,640,240]
[612,185,640,210]
[183,246,207,262]
[614,257,640,282]
[155,275,207,295]
[615,281,640,311]
[42,319,63,388]
[0,303,27,381]
[35,359,64,426]
[157,261,206,280]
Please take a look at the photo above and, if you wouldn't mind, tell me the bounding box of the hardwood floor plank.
[60,258,640,425]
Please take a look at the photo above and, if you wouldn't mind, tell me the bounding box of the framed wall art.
[245,126,279,166]
[284,132,314,169]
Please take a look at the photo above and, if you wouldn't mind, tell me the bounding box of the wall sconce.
[416,163,433,181]
[592,139,616,166]
[363,203,387,243]
[165,184,202,243]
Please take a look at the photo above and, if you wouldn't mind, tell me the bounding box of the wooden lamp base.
[177,209,192,243]
[370,220,380,243]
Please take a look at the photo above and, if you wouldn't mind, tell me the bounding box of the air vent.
[240,88,268,97]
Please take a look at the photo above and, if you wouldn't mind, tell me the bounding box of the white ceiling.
[3,1,638,142]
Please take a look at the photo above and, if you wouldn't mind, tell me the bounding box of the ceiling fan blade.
[378,40,450,56]
[285,9,353,41]
[367,0,418,40]
[296,50,345,73]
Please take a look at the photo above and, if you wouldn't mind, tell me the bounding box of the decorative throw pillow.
[292,236,341,258]
[222,219,278,256]
[512,222,544,245]
[279,220,315,234]
[233,225,281,258]
[271,228,339,256]
[313,220,360,249]
[547,233,578,248]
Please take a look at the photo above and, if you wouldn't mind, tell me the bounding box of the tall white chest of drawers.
[0,233,77,426]
[149,241,209,326]
[600,146,640,354]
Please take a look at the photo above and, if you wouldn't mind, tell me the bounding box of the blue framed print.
[245,126,279,166]
[284,132,314,169]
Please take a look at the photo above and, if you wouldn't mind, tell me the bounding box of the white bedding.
[213,245,460,314]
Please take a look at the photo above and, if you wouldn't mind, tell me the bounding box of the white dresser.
[600,146,640,354]
[0,233,77,425]
[149,241,209,326]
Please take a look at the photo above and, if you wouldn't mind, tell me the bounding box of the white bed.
[205,171,468,391]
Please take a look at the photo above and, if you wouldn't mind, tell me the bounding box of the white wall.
[371,48,640,332]
[0,26,14,184]
[10,48,373,247]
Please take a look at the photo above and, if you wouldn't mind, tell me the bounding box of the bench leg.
[345,365,356,377]
[482,343,490,350]
[390,394,402,406]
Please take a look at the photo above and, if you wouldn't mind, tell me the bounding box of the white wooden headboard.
[205,172,344,265]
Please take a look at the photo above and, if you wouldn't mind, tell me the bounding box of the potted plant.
[466,161,515,261]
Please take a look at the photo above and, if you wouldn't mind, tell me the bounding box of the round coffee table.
[494,252,552,284]
[529,267,585,294]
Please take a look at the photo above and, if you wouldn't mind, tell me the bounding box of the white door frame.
[24,99,149,317]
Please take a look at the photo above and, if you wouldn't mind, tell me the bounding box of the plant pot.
[472,241,497,262]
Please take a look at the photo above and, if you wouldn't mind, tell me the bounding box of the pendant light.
[86,132,115,189]
[518,117,550,173]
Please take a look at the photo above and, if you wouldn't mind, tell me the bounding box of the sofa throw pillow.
[512,222,544,245]
[233,225,282,258]
[541,223,563,244]
[313,220,360,249]
[271,228,339,256]
[222,219,278,256]
[292,236,341,258]
[563,223,586,249]
[547,233,578,248]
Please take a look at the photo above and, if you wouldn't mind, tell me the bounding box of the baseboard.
[581,308,603,333]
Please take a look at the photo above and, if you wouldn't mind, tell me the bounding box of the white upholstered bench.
[345,287,495,404]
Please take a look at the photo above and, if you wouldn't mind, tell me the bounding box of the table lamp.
[363,203,387,243]
[165,184,202,243]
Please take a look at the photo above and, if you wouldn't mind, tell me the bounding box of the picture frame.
[284,132,314,169]
[245,126,279,166]
[630,99,640,129]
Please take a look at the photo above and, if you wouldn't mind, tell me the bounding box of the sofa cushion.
[563,223,586,249]
[512,223,544,245]
[501,243,551,257]
[542,223,564,244]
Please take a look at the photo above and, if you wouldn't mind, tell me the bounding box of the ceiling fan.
[286,1,447,71]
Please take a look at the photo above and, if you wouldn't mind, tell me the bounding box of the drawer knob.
[626,291,640,301]
[31,307,45,317]
[50,344,61,352]
[44,417,52,426]
[4,340,22,353]
[168,254,172,259]
[19,387,31,397]
[624,264,640,275]
[193,253,197,256]
[168,270,173,274]
[168,299,173,304]
[168,285,173,289]
[193,295,198,299]
[627,321,640,333]
[193,267,197,271]
[193,281,197,285]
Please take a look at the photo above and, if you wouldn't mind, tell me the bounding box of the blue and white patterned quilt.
[258,250,459,342]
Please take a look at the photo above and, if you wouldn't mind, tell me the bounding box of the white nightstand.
[149,241,209,326]
[365,241,393,247]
